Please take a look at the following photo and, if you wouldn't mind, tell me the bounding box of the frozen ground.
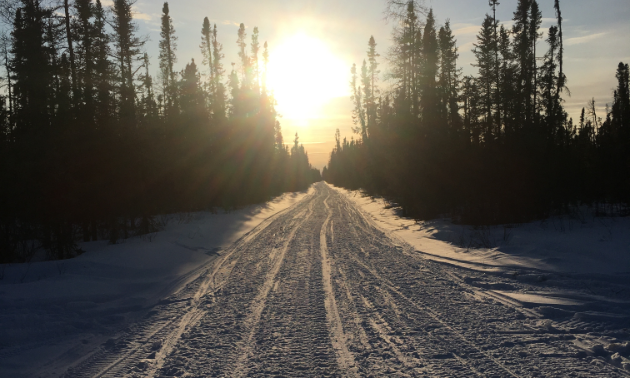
[1,182,629,377]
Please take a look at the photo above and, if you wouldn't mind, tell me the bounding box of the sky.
[64,0,630,168]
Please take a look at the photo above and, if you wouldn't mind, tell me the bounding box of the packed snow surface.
[1,182,629,377]
[334,185,630,275]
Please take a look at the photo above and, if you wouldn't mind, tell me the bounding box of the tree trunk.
[63,0,78,105]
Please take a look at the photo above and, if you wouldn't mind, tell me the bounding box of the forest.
[323,0,630,225]
[0,0,320,263]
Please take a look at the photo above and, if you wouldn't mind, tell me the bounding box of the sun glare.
[267,34,349,126]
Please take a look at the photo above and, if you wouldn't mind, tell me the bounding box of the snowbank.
[331,185,630,275]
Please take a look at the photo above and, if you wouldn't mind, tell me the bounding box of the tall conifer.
[159,2,178,120]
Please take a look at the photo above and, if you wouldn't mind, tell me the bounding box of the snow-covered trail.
[63,182,628,377]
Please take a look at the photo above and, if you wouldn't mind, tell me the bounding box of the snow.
[331,185,630,354]
[331,185,630,276]
[1,182,629,377]
[0,188,312,378]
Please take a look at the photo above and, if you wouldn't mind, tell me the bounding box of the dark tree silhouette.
[0,2,320,263]
[324,0,629,225]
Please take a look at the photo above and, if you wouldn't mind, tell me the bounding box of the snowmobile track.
[62,183,628,377]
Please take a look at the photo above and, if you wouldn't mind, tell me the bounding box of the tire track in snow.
[333,190,522,378]
[64,183,627,377]
[320,195,357,375]
[63,193,315,378]
[138,205,314,378]
[231,202,315,377]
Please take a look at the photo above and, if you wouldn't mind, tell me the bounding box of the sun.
[266,34,349,126]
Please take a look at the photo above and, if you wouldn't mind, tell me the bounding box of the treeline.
[323,0,630,224]
[0,0,320,263]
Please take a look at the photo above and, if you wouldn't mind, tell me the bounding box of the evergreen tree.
[554,0,566,95]
[111,0,143,125]
[140,52,158,123]
[611,63,629,129]
[200,17,214,108]
[438,21,461,134]
[539,25,562,136]
[489,0,502,129]
[211,24,226,121]
[473,15,497,141]
[236,23,249,87]
[62,0,78,106]
[159,2,178,120]
[350,62,366,140]
[93,0,111,129]
[11,0,52,136]
[498,24,516,136]
[366,36,379,130]
[251,26,260,92]
[389,1,421,116]
[73,0,96,128]
[512,0,533,126]
[179,58,204,122]
[0,4,320,262]
[0,34,13,134]
[529,0,542,122]
[420,9,438,128]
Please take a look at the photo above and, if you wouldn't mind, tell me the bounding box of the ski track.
[61,183,629,377]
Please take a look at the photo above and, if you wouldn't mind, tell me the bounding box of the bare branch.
[383,0,427,23]
[0,0,19,27]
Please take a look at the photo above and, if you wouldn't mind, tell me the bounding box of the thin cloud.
[133,12,152,21]
[452,24,478,36]
[565,32,606,46]
[222,20,241,27]
[102,1,152,22]
[452,20,515,37]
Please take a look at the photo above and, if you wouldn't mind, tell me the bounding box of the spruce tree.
[389,1,420,116]
[140,52,158,123]
[11,1,52,136]
[200,17,214,108]
[489,0,502,132]
[539,26,561,135]
[111,0,143,125]
[473,15,497,141]
[554,0,566,95]
[211,24,226,121]
[366,36,379,130]
[512,0,532,126]
[251,26,260,93]
[0,35,13,132]
[529,0,542,122]
[438,21,461,134]
[159,2,178,120]
[74,0,96,127]
[350,63,366,139]
[236,23,249,88]
[179,59,205,126]
[62,0,78,106]
[612,63,629,129]
[420,9,438,128]
[498,25,516,136]
[93,0,111,129]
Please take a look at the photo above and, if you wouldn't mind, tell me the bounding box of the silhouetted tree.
[159,2,178,121]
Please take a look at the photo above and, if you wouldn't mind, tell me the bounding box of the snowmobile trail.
[62,182,628,377]
[321,196,358,376]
